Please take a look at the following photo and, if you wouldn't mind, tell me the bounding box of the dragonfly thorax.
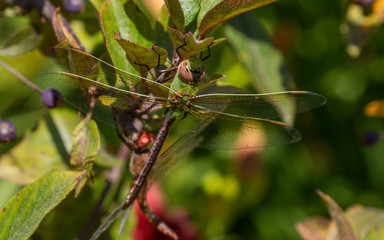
[168,92,196,117]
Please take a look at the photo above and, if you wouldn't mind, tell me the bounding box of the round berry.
[0,120,17,143]
[361,131,380,146]
[41,88,62,108]
[64,0,85,14]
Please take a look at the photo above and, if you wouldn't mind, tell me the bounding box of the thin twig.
[0,58,43,94]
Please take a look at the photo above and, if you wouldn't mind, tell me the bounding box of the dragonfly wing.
[146,116,213,185]
[90,201,131,240]
[196,91,326,120]
[191,106,301,149]
[34,72,167,128]
[49,47,176,99]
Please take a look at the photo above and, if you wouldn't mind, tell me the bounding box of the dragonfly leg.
[133,61,156,81]
[156,66,178,83]
[151,46,161,71]
[200,42,214,61]
[175,38,187,58]
[112,114,136,149]
[137,183,179,240]
[136,102,163,116]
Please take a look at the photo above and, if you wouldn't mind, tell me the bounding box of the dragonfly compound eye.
[179,60,205,84]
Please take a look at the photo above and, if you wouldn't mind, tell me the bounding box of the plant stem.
[0,58,43,94]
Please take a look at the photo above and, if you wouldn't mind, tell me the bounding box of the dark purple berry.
[41,88,62,108]
[0,120,17,143]
[64,0,85,14]
[361,131,380,146]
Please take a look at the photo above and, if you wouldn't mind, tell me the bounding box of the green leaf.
[0,17,41,57]
[123,1,155,46]
[168,27,225,58]
[0,170,82,240]
[89,0,104,10]
[346,205,384,240]
[0,109,77,184]
[70,119,100,169]
[157,4,171,31]
[197,0,221,29]
[164,0,185,31]
[198,0,277,37]
[98,0,155,74]
[225,14,295,125]
[225,14,289,93]
[70,119,100,197]
[114,33,168,76]
[134,0,157,28]
[99,0,131,72]
[32,184,98,240]
[180,0,203,27]
[165,0,202,30]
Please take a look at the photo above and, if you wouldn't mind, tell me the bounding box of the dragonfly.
[89,125,206,240]
[34,46,326,234]
[128,129,205,240]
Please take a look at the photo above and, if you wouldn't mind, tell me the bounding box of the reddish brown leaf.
[317,190,358,240]
[296,216,330,240]
[198,0,277,37]
[52,8,84,50]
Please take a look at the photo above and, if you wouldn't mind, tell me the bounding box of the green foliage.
[115,34,168,76]
[1,0,384,239]
[0,16,41,57]
[0,111,71,184]
[70,119,100,169]
[0,170,82,240]
[168,27,225,58]
[70,119,100,196]
[198,0,277,37]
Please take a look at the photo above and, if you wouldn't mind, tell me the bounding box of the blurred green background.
[1,0,384,239]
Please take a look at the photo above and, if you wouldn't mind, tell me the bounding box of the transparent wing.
[189,106,302,149]
[90,201,132,240]
[196,91,326,120]
[34,71,167,128]
[147,119,211,185]
[49,47,176,98]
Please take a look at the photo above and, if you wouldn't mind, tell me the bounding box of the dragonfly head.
[179,56,205,84]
